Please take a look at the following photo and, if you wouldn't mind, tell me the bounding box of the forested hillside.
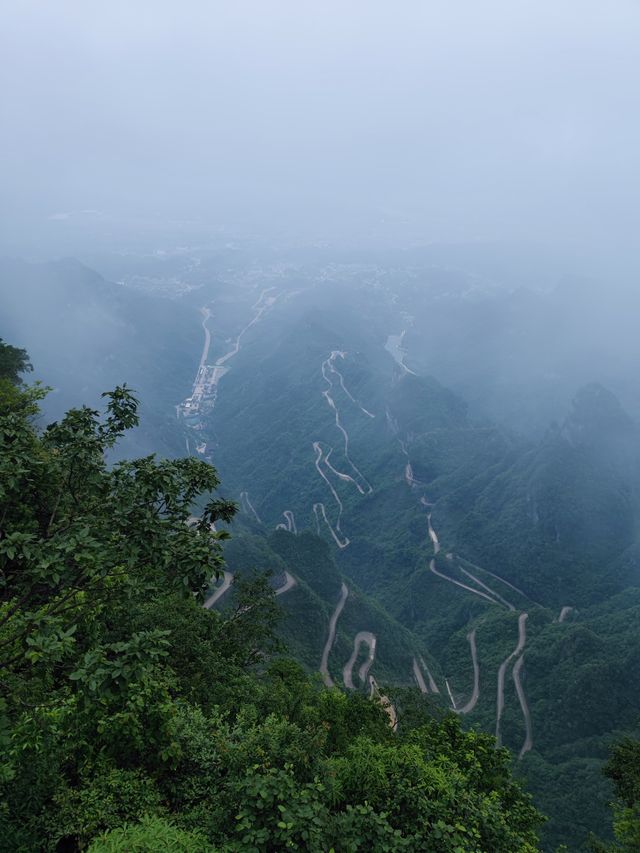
[0,343,544,851]
[3,248,640,850]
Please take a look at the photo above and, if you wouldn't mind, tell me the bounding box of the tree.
[589,737,640,851]
[0,380,238,849]
[0,338,31,386]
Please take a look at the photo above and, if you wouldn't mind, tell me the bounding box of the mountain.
[0,256,200,458]
[3,247,640,850]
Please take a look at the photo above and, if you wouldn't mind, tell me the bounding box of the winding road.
[495,613,528,746]
[343,631,377,690]
[180,287,278,425]
[275,571,297,596]
[216,287,278,371]
[427,514,440,554]
[513,655,533,759]
[412,656,440,695]
[412,658,429,693]
[459,566,515,610]
[324,447,367,494]
[454,629,480,715]
[283,511,297,534]
[240,491,262,524]
[320,582,349,687]
[276,511,297,533]
[204,571,234,609]
[320,351,373,495]
[426,510,532,751]
[384,331,416,375]
[199,307,212,368]
[558,606,574,623]
[204,568,295,611]
[328,351,375,418]
[430,558,505,607]
[312,445,350,547]
[313,502,349,549]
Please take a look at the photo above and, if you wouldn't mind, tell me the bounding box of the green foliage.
[0,337,31,385]
[588,737,640,851]
[0,379,543,851]
[87,816,213,852]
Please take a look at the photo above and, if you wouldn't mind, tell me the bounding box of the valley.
[4,249,640,851]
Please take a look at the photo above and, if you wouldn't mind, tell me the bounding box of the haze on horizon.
[2,0,640,255]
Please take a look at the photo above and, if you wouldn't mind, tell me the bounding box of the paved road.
[312,444,350,547]
[283,511,297,534]
[240,491,262,524]
[459,566,515,610]
[275,571,297,596]
[427,514,441,554]
[324,447,367,494]
[495,613,528,746]
[329,351,375,418]
[412,658,429,693]
[513,654,533,759]
[343,631,377,689]
[558,606,574,622]
[199,307,212,368]
[413,656,440,694]
[456,629,480,715]
[320,582,349,687]
[320,351,373,495]
[430,558,503,606]
[204,571,234,609]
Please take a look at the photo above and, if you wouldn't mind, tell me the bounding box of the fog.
[2,0,640,255]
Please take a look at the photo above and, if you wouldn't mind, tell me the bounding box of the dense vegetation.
[0,346,543,851]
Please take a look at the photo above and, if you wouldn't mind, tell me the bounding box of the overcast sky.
[2,1,640,251]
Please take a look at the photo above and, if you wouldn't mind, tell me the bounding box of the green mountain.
[3,250,640,850]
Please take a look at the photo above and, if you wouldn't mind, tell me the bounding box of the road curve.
[474,565,528,598]
[420,656,440,693]
[513,655,533,759]
[445,679,457,710]
[199,307,212,368]
[319,582,349,687]
[324,448,367,494]
[455,629,480,715]
[430,559,503,607]
[427,514,441,554]
[204,571,234,609]
[283,511,297,534]
[459,566,515,610]
[495,613,528,746]
[275,571,297,596]
[343,631,377,689]
[240,491,262,524]
[413,656,440,694]
[558,606,574,623]
[313,443,345,529]
[413,658,429,693]
[313,502,350,549]
[321,352,373,494]
[329,352,376,419]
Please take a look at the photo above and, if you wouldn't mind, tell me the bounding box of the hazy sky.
[2,1,640,250]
